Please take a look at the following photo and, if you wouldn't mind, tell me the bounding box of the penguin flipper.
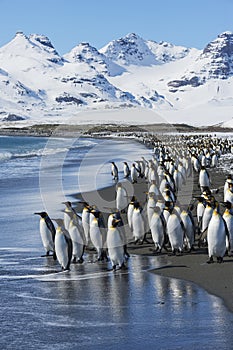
[65,236,73,269]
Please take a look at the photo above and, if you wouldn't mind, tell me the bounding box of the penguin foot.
[72,257,77,263]
[206,257,214,264]
[217,257,223,263]
[112,265,117,271]
[77,257,84,264]
[119,263,128,270]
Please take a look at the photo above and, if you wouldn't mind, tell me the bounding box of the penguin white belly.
[150,214,164,250]
[40,220,54,253]
[90,221,103,259]
[163,209,170,224]
[201,208,213,232]
[199,171,210,187]
[197,203,205,225]
[82,210,90,244]
[69,223,84,260]
[167,215,183,252]
[106,228,124,267]
[207,216,226,258]
[116,188,128,211]
[63,212,71,231]
[55,231,69,269]
[147,199,156,227]
[127,204,134,231]
[132,210,144,240]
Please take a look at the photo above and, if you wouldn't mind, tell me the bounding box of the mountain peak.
[100,32,158,66]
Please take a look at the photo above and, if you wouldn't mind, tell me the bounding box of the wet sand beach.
[74,157,233,313]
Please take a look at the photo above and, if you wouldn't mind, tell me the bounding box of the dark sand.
[74,162,233,313]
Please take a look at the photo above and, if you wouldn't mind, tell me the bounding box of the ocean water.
[1,135,233,350]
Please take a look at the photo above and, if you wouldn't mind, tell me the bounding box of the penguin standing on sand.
[65,211,86,263]
[180,206,195,252]
[53,218,73,270]
[195,196,206,232]
[111,162,118,181]
[199,166,210,191]
[116,182,128,213]
[207,204,227,263]
[127,196,136,235]
[123,161,130,178]
[132,201,145,244]
[106,218,125,271]
[130,163,139,184]
[199,201,214,246]
[150,206,166,253]
[90,209,107,261]
[62,201,77,231]
[80,202,91,247]
[34,211,56,258]
[166,209,184,255]
[222,202,233,255]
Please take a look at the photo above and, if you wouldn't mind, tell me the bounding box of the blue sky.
[0,0,232,54]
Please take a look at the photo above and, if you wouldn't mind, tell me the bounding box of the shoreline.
[0,122,233,138]
[72,137,233,313]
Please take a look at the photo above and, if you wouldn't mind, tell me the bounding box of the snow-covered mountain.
[0,31,233,127]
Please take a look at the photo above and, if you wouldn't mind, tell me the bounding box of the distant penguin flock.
[35,133,233,271]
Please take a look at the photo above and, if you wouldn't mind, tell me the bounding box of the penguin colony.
[35,133,233,271]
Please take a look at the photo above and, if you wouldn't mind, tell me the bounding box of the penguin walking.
[131,201,145,244]
[150,206,166,253]
[53,219,73,270]
[81,202,91,248]
[199,166,210,191]
[90,209,107,261]
[207,205,227,263]
[180,207,195,251]
[62,201,78,231]
[167,209,184,255]
[106,219,125,271]
[130,163,139,184]
[66,211,86,263]
[146,192,157,229]
[123,161,130,178]
[222,202,233,256]
[34,211,56,258]
[195,196,206,232]
[116,183,128,213]
[111,162,118,181]
[127,196,136,237]
[199,201,213,246]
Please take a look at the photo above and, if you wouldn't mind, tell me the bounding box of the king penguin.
[53,218,73,270]
[90,209,107,261]
[116,182,128,213]
[62,201,77,231]
[65,211,86,263]
[207,203,227,263]
[222,201,233,256]
[34,211,56,258]
[131,201,145,244]
[150,206,166,253]
[166,208,184,255]
[123,161,130,178]
[106,218,125,271]
[111,162,118,181]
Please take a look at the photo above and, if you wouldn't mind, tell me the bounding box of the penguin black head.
[133,201,141,209]
[221,201,232,209]
[111,219,121,228]
[62,201,72,208]
[34,211,48,218]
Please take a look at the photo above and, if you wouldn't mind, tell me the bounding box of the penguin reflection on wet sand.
[34,211,56,259]
[53,219,73,271]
